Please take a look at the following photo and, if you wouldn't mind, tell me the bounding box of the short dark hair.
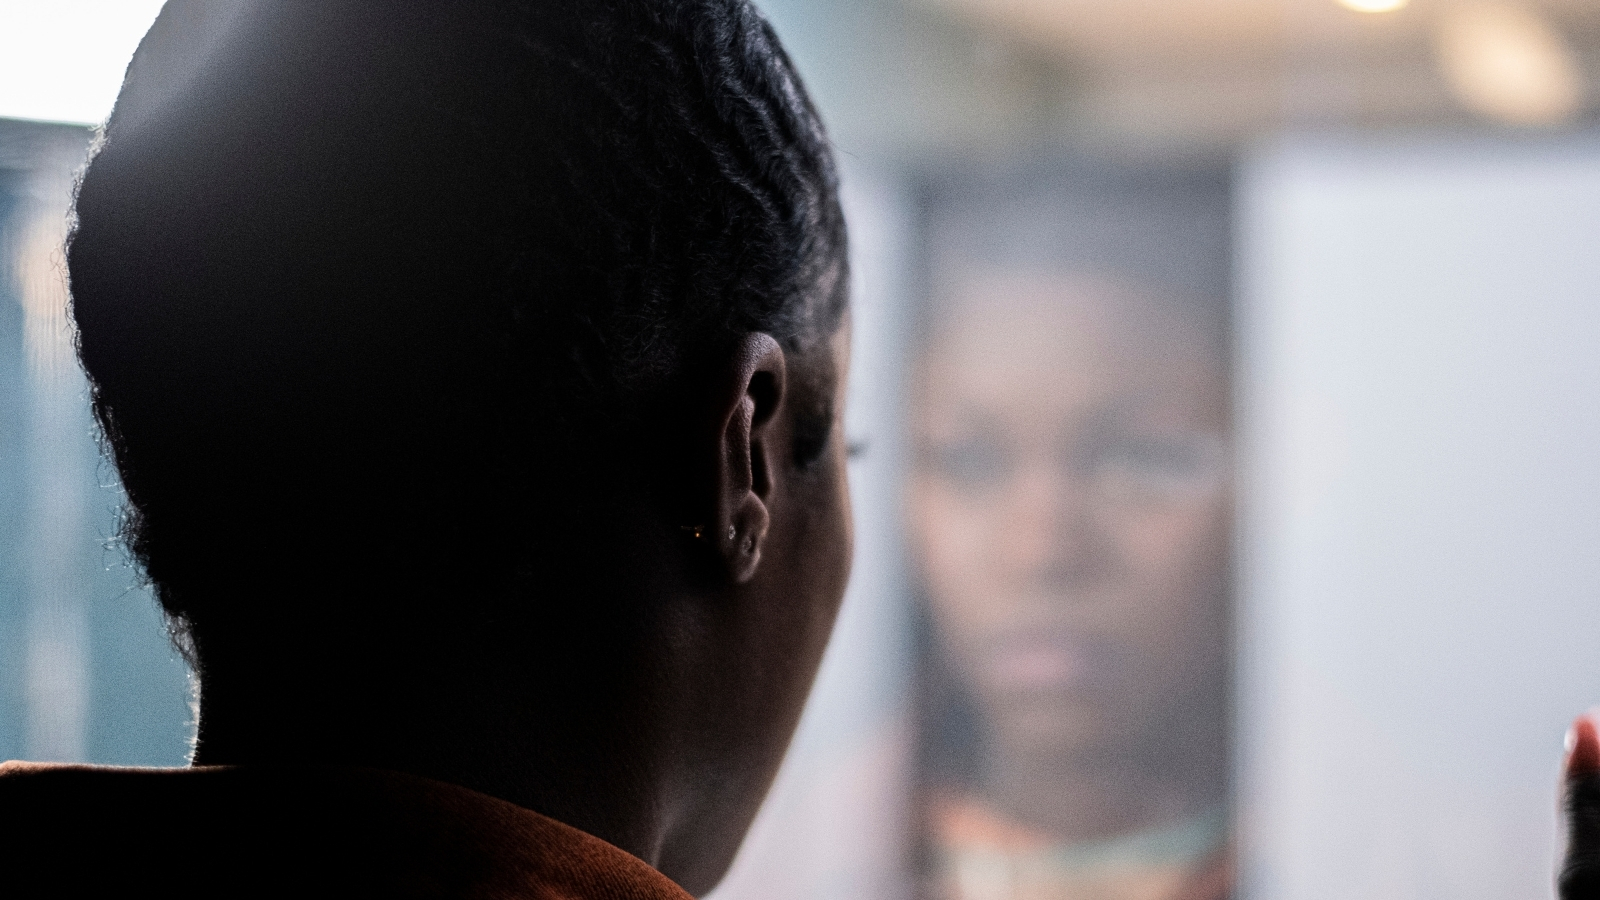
[68,1,847,652]
[918,158,1230,352]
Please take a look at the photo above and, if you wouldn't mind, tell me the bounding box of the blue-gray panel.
[0,117,192,767]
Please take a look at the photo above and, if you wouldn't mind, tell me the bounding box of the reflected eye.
[1091,434,1226,501]
[924,436,1014,490]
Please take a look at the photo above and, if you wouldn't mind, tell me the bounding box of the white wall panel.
[1236,135,1600,900]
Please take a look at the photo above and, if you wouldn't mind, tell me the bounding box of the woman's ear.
[715,333,786,584]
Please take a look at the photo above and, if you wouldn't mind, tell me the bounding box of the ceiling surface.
[906,0,1600,143]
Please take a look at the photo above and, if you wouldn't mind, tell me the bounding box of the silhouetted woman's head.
[70,8,857,883]
[70,0,848,655]
[72,7,854,889]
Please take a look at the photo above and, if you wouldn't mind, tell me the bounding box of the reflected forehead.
[916,273,1226,425]
[932,273,1209,359]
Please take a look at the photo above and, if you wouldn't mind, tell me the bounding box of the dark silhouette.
[1564,717,1600,899]
[0,2,853,897]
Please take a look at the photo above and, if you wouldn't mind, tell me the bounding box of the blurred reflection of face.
[909,273,1229,765]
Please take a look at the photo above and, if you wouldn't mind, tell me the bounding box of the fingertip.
[1567,714,1600,779]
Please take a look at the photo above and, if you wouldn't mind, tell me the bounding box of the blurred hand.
[1561,715,1600,899]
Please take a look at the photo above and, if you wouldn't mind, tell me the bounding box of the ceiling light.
[1338,0,1410,13]
[1435,2,1583,126]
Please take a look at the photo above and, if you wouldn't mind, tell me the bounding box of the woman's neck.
[187,650,677,875]
[975,696,1229,843]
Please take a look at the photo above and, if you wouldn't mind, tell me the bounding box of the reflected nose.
[1002,459,1103,589]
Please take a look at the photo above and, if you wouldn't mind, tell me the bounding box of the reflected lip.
[979,631,1122,694]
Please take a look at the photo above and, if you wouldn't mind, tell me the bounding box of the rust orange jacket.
[0,761,694,899]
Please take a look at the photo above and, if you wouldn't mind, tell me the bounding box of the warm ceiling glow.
[1337,0,1410,13]
[0,0,167,125]
[1435,3,1583,126]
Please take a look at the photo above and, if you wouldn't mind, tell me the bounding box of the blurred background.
[6,1,1600,898]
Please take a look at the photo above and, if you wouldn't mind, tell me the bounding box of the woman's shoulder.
[0,762,691,900]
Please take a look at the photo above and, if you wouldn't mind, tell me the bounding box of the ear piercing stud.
[679,524,745,549]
